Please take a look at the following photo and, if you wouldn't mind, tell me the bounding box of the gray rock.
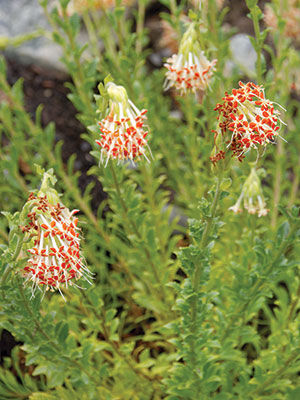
[0,0,67,72]
[225,33,257,77]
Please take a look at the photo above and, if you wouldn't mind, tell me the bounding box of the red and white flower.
[213,81,285,162]
[96,83,151,166]
[164,52,217,94]
[164,23,217,94]
[21,193,92,298]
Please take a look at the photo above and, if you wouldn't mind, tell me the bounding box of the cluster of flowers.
[20,193,91,298]
[14,13,287,298]
[212,81,284,163]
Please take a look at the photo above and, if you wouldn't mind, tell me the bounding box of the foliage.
[0,0,300,398]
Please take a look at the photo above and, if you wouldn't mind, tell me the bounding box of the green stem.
[222,221,299,340]
[79,292,162,395]
[189,173,223,383]
[82,10,101,62]
[17,282,100,386]
[252,12,262,83]
[246,0,264,83]
[0,227,9,242]
[1,235,24,285]
[271,139,283,227]
[183,95,203,203]
[288,156,300,207]
[43,4,94,117]
[169,0,181,37]
[192,173,222,296]
[287,280,300,323]
[250,349,300,396]
[136,0,146,54]
[109,162,169,308]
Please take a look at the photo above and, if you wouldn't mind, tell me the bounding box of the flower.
[21,192,92,298]
[96,82,151,166]
[229,167,269,217]
[164,23,217,94]
[212,81,285,162]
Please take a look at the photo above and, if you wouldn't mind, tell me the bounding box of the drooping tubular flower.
[20,171,92,298]
[211,81,285,163]
[96,82,152,166]
[164,23,217,94]
[229,167,269,217]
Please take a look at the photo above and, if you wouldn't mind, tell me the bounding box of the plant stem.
[79,292,162,395]
[109,162,169,309]
[136,0,146,54]
[288,156,300,207]
[189,173,223,385]
[0,227,9,242]
[1,235,24,285]
[100,308,157,383]
[43,3,94,117]
[250,349,300,396]
[287,280,300,323]
[271,133,283,228]
[222,221,299,340]
[169,0,181,37]
[17,282,101,386]
[252,13,262,83]
[192,173,222,297]
[82,10,101,62]
[247,0,263,83]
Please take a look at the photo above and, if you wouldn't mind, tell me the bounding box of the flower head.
[212,81,285,162]
[96,82,151,166]
[229,167,269,217]
[164,23,217,94]
[20,173,92,298]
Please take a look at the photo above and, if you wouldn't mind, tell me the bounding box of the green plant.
[0,0,300,398]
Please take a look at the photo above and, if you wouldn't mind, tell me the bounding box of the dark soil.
[5,58,106,212]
